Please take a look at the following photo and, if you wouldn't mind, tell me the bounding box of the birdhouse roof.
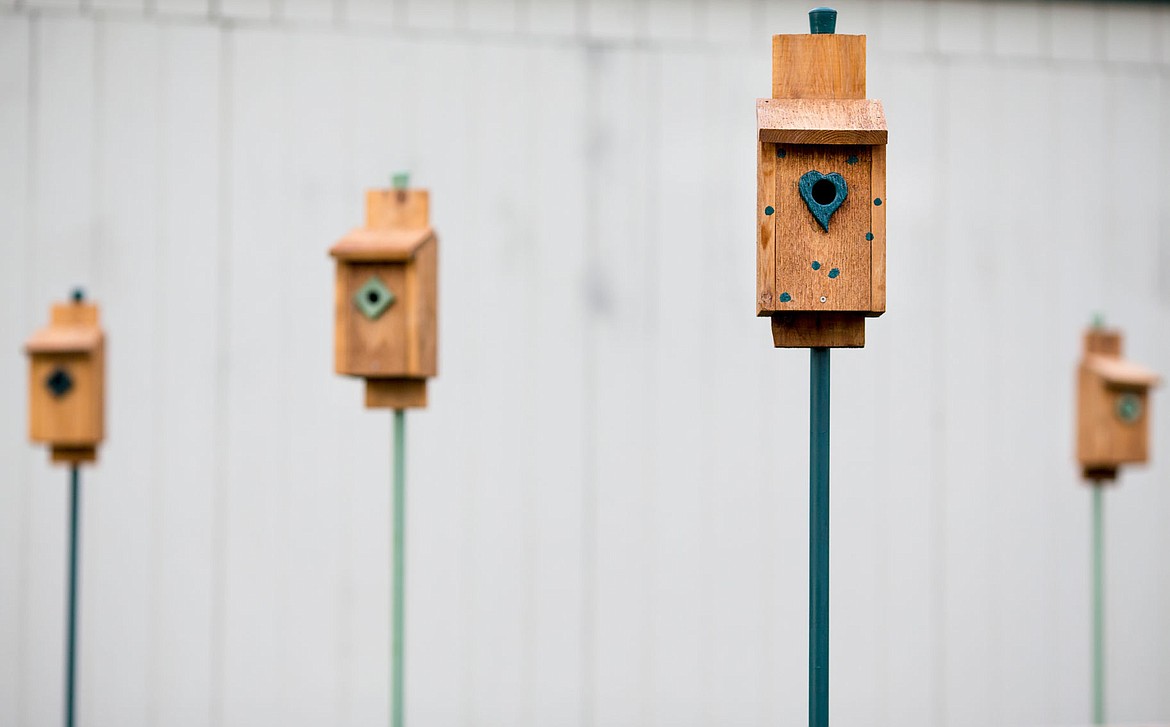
[24,326,102,354]
[757,98,887,145]
[329,227,435,262]
[1085,354,1161,389]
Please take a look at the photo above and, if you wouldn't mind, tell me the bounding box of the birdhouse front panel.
[770,143,875,312]
[29,352,103,445]
[336,262,411,376]
[1078,370,1151,470]
[25,301,105,461]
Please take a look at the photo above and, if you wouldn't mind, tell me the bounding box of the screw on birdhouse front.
[71,288,85,303]
[392,172,410,190]
[809,7,837,34]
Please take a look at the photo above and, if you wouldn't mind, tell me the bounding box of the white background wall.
[2,1,1170,725]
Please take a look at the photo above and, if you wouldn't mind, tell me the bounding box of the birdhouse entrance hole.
[353,275,396,320]
[1116,393,1142,424]
[811,178,837,205]
[46,367,74,398]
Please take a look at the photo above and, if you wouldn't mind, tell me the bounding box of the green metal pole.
[809,348,830,727]
[392,410,406,727]
[1091,484,1104,726]
[65,465,80,727]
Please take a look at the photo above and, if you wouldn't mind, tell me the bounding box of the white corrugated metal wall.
[1,1,1169,725]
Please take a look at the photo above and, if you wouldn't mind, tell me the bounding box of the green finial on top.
[809,7,837,34]
[71,287,85,303]
[392,172,410,190]
[1091,312,1105,330]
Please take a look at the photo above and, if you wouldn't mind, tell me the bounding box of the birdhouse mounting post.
[809,346,830,727]
[392,409,406,727]
[1091,484,1104,726]
[65,464,81,727]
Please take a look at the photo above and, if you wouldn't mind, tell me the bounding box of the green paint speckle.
[765,205,775,216]
[811,261,821,271]
[865,232,874,241]
[777,148,787,158]
[847,155,859,165]
[828,268,840,279]
[779,292,792,303]
[874,197,883,206]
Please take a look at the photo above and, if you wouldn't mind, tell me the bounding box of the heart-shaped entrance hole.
[798,170,849,232]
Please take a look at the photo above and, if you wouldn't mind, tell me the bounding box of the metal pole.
[65,465,81,727]
[1091,484,1104,725]
[809,348,830,727]
[392,409,406,727]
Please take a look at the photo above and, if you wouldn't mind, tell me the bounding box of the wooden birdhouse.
[23,292,105,464]
[757,8,887,348]
[330,183,437,409]
[1077,327,1159,482]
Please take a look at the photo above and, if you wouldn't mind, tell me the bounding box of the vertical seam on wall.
[16,13,38,726]
[697,44,715,727]
[90,14,102,303]
[579,39,598,727]
[274,33,291,720]
[641,45,660,727]
[519,42,538,727]
[209,23,232,727]
[930,55,950,727]
[146,19,167,727]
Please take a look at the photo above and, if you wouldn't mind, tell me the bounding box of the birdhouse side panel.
[869,144,886,315]
[336,262,411,377]
[757,141,778,315]
[405,237,438,378]
[28,352,103,445]
[773,144,873,312]
[1077,367,1110,466]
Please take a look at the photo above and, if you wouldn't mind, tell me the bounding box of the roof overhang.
[1085,354,1161,389]
[329,227,435,262]
[25,326,102,354]
[757,98,887,145]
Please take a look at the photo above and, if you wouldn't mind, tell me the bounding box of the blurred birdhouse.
[1077,327,1159,482]
[330,182,437,409]
[756,8,887,348]
[23,292,105,464]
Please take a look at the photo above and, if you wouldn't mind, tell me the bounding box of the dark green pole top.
[809,7,837,34]
[71,287,85,303]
